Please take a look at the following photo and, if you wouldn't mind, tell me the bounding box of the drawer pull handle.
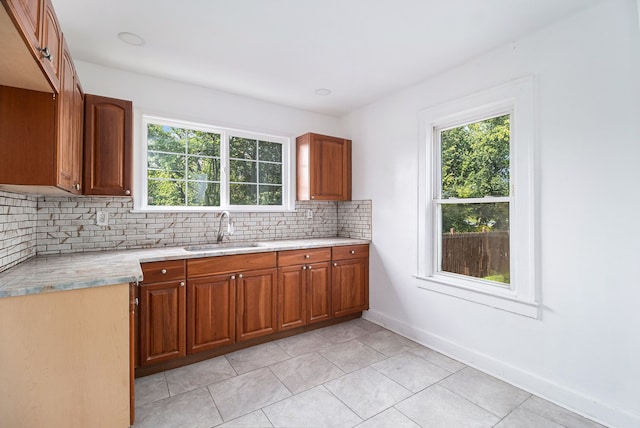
[350,250,356,254]
[305,254,310,259]
[302,266,307,270]
[160,269,167,274]
[238,274,243,279]
[231,275,236,280]
[308,266,312,270]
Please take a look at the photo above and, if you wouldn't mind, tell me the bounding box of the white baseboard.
[362,309,639,428]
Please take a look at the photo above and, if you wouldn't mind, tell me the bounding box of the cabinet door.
[83,94,133,196]
[139,280,186,366]
[6,0,42,49]
[56,41,81,193]
[236,268,277,341]
[187,274,236,354]
[39,0,60,89]
[332,258,369,318]
[307,262,332,324]
[278,265,307,331]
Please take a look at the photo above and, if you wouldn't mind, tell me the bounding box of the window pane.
[258,162,282,184]
[188,131,220,157]
[188,156,220,181]
[147,124,185,153]
[258,141,282,162]
[441,202,510,284]
[441,114,510,198]
[230,137,257,160]
[148,179,186,206]
[230,159,257,183]
[148,152,185,179]
[259,185,282,205]
[188,181,220,206]
[230,183,257,205]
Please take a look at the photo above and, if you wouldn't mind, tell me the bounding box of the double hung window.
[417,77,537,317]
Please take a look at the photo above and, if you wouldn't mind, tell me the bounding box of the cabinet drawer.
[332,244,369,261]
[187,252,277,277]
[278,247,331,266]
[141,260,185,283]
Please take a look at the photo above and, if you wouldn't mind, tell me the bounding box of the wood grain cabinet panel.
[187,274,236,354]
[139,280,186,366]
[83,94,133,196]
[296,132,352,201]
[331,249,369,318]
[307,261,332,324]
[39,0,60,89]
[236,268,278,342]
[5,0,42,49]
[278,265,307,331]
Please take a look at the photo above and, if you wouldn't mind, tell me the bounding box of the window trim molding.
[134,113,294,212]
[417,76,538,318]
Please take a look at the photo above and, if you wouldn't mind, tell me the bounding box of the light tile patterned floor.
[133,319,605,428]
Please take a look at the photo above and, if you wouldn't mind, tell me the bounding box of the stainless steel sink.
[183,242,261,252]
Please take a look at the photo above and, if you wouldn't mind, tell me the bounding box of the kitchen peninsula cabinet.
[139,260,186,366]
[83,94,133,196]
[296,132,352,201]
[332,244,369,318]
[277,247,332,330]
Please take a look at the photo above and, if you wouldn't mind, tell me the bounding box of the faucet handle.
[227,221,235,235]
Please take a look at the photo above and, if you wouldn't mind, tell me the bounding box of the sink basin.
[183,242,261,252]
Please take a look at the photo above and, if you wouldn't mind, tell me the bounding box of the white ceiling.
[53,0,601,116]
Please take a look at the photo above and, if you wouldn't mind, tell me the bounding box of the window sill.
[130,206,296,214]
[415,274,539,318]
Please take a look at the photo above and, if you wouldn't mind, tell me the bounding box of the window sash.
[139,115,290,211]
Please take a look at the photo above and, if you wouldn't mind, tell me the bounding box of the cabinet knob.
[231,275,236,280]
[38,46,52,61]
[160,269,167,274]
[125,189,131,195]
[74,183,80,191]
[305,254,310,259]
[302,266,307,270]
[308,266,312,270]
[238,274,243,278]
[333,262,338,267]
[350,250,356,254]
[179,281,185,287]
[134,297,139,306]
[311,195,315,200]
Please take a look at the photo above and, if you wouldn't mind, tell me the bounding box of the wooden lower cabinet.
[236,268,278,341]
[332,257,369,318]
[307,262,332,323]
[187,274,236,354]
[278,265,307,330]
[139,280,186,366]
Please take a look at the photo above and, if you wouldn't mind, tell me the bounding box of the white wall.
[341,1,640,427]
[75,60,342,140]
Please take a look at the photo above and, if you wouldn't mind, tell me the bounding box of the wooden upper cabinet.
[83,94,133,196]
[296,133,352,201]
[56,39,82,194]
[5,0,41,49]
[39,0,60,90]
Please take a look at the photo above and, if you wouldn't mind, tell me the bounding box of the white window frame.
[416,76,538,318]
[134,114,293,212]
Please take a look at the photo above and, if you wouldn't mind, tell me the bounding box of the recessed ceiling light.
[314,88,332,96]
[117,32,145,46]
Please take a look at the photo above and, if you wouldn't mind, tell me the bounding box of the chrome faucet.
[216,211,232,243]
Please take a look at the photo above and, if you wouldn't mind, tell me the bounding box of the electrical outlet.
[306,209,313,219]
[96,210,109,226]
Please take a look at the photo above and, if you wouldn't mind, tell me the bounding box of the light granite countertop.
[0,238,369,298]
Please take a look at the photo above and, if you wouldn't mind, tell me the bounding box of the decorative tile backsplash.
[1,190,372,272]
[0,191,38,272]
